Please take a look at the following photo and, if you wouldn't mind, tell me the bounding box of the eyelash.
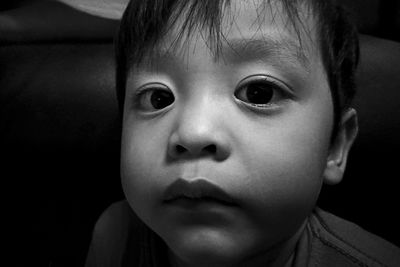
[234,74,293,110]
[133,83,175,112]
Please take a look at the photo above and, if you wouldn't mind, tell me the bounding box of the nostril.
[175,145,187,154]
[204,144,217,154]
[174,144,217,155]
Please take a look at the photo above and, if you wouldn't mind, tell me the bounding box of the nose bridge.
[177,91,219,142]
[168,85,231,160]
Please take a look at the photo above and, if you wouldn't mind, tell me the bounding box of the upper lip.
[163,178,236,205]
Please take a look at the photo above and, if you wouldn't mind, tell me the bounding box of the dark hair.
[115,0,359,141]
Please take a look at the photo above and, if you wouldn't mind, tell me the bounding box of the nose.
[167,102,231,161]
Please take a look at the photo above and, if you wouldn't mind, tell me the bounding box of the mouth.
[163,178,237,207]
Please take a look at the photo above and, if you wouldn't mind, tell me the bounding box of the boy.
[86,0,400,266]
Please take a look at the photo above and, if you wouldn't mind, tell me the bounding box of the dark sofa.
[1,1,400,266]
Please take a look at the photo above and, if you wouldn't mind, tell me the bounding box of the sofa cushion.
[1,42,122,266]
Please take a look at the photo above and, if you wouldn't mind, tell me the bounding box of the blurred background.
[1,0,399,266]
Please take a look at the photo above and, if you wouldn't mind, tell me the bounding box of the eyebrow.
[221,37,310,71]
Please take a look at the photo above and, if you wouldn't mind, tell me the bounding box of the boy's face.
[121,1,336,266]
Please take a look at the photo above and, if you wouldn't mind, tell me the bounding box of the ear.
[323,108,358,185]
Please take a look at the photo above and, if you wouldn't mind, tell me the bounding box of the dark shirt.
[85,201,400,267]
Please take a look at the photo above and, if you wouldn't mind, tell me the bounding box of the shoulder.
[85,200,143,267]
[92,200,140,235]
[308,208,400,267]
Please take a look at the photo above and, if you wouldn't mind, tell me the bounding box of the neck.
[169,221,306,267]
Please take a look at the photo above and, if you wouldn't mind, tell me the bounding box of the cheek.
[120,118,171,220]
[236,103,333,235]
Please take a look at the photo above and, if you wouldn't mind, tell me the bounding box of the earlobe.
[323,160,344,185]
[323,108,358,185]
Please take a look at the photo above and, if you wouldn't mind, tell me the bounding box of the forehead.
[137,0,319,71]
[128,0,321,76]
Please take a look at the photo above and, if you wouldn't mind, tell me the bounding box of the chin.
[165,228,247,266]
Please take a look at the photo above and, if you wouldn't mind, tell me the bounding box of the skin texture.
[120,1,358,266]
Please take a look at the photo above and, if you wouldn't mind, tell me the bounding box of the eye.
[135,83,175,112]
[234,75,291,109]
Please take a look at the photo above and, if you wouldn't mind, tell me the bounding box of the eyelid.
[134,82,170,96]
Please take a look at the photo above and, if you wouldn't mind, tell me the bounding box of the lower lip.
[165,197,235,213]
[166,197,235,209]
[164,198,237,223]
